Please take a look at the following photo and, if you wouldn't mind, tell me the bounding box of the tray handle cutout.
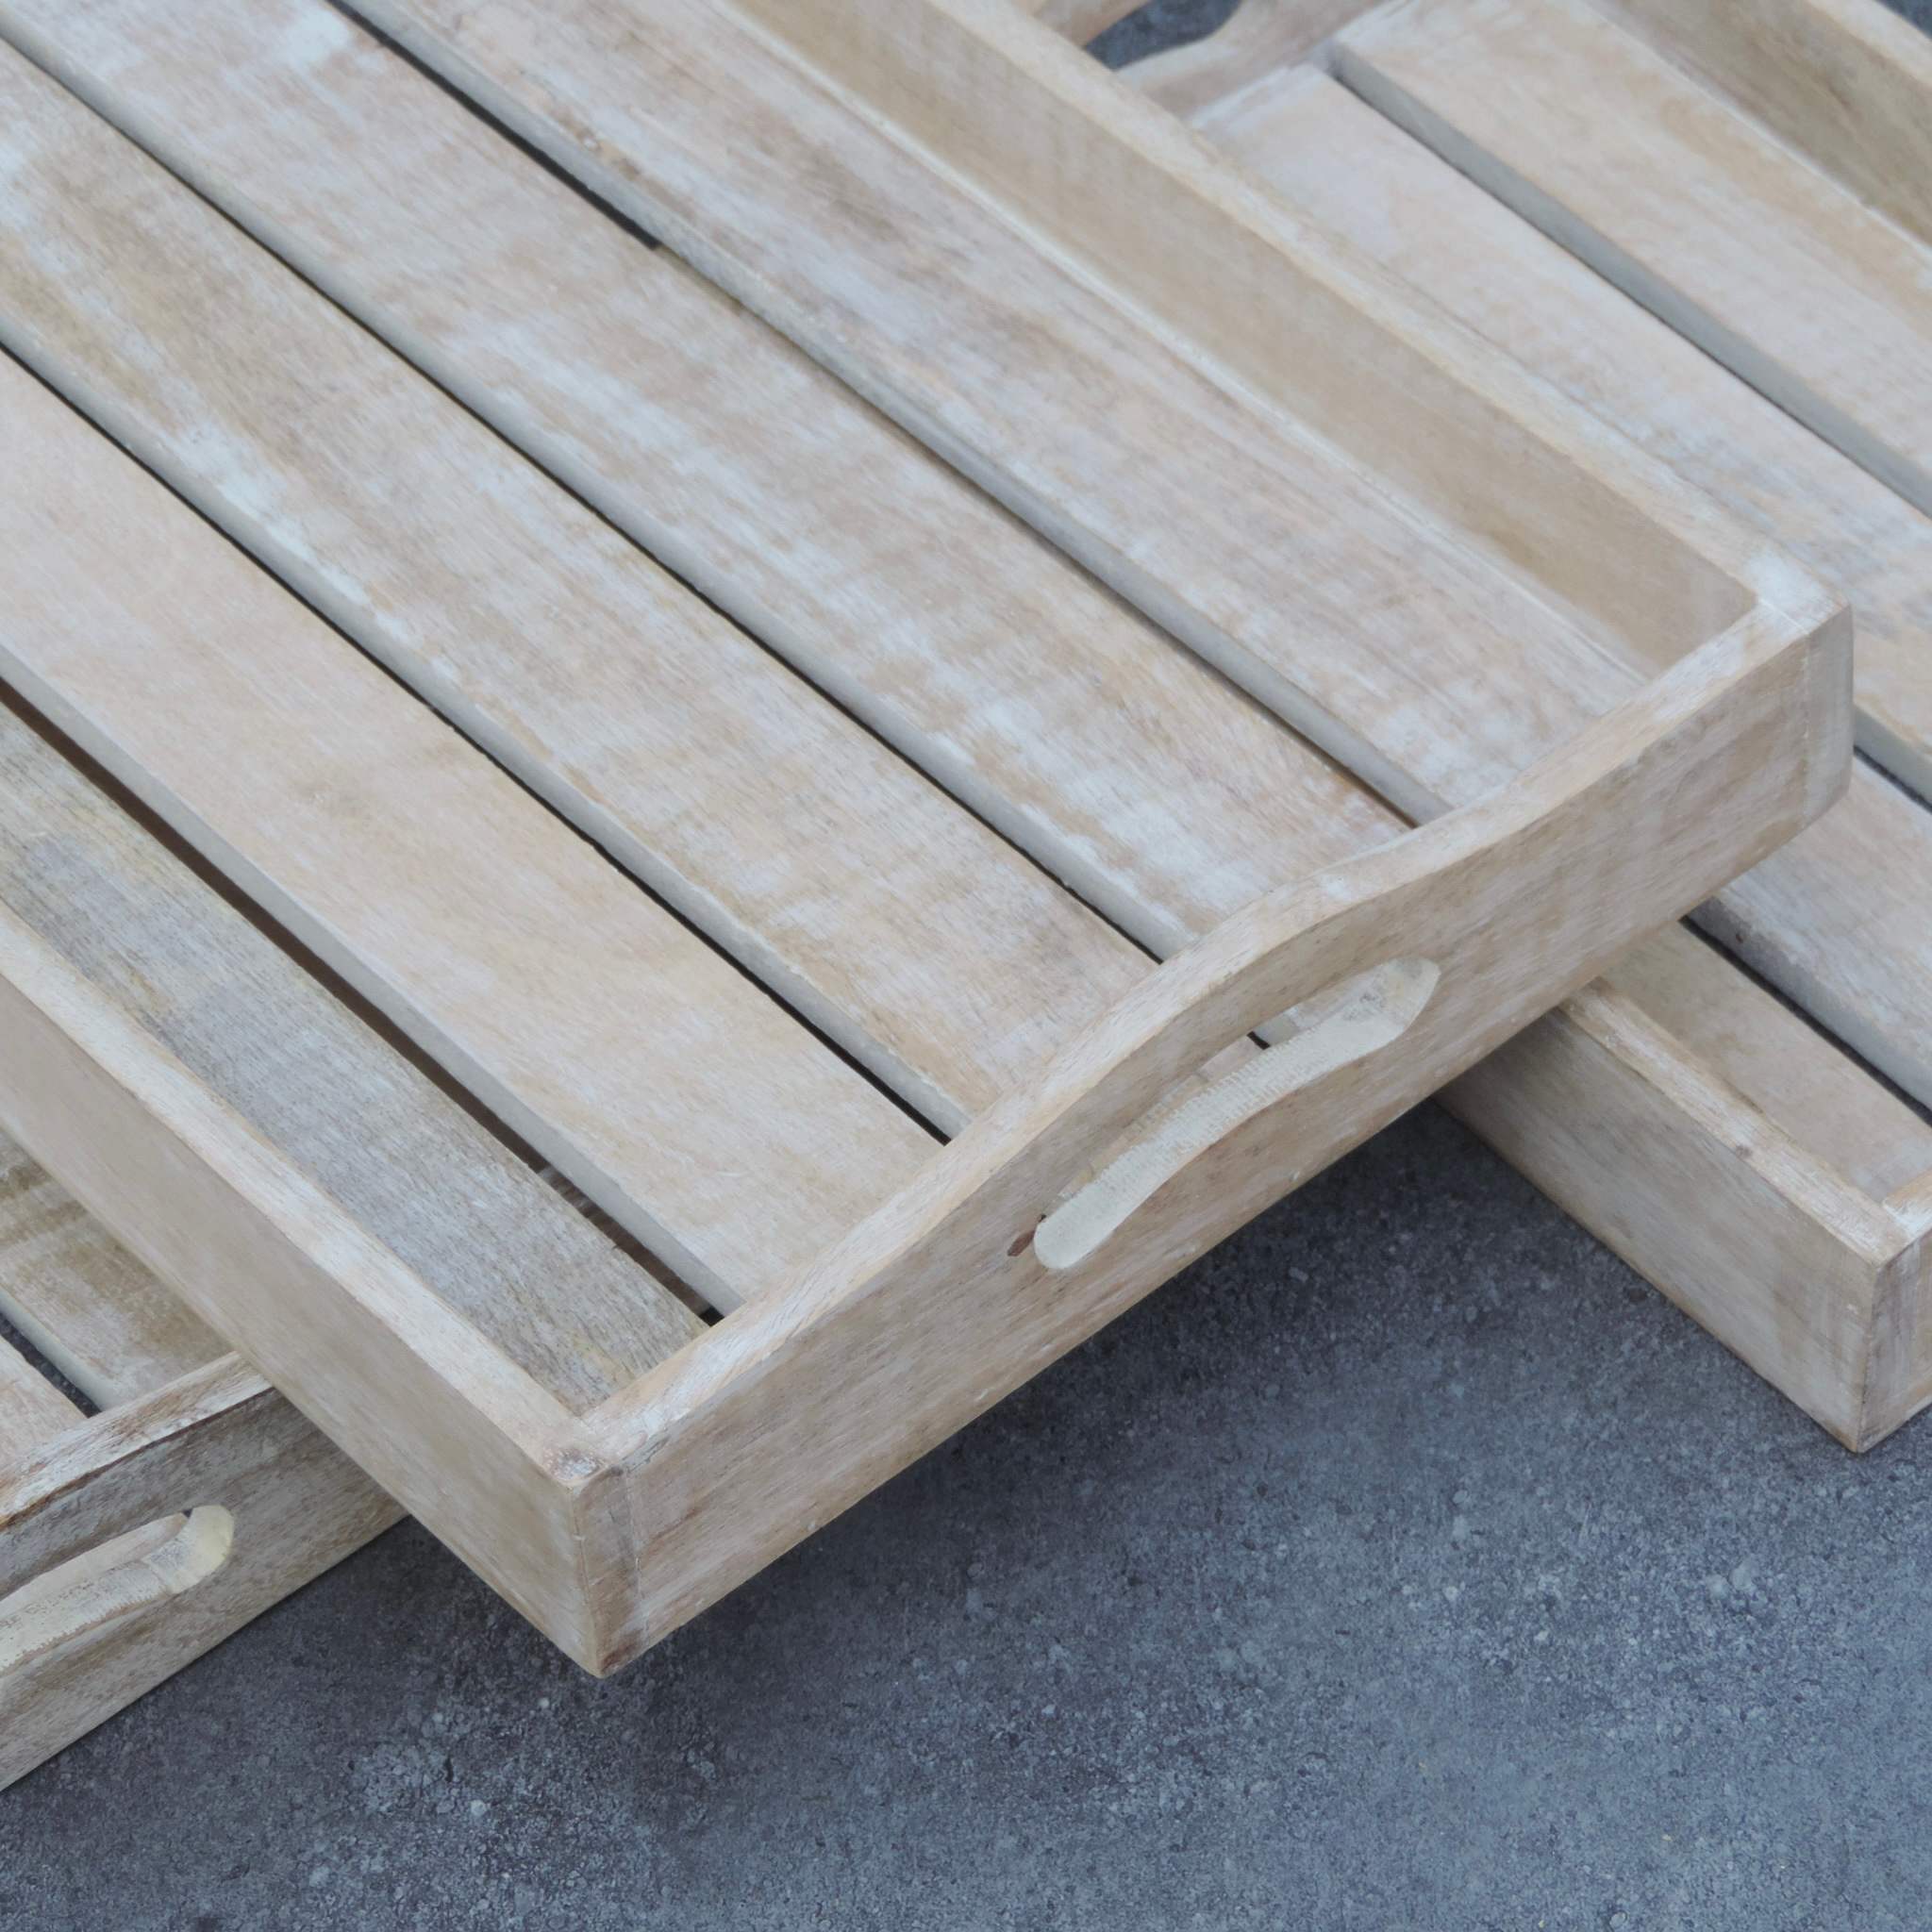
[0,1505,234,1679]
[1034,957,1437,1270]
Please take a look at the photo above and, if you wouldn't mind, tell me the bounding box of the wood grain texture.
[0,353,936,1325]
[1591,0,1932,252]
[0,1337,81,1468]
[17,0,1928,1467]
[357,0,1707,812]
[1449,973,1912,1448]
[1334,0,1932,517]
[0,1357,399,1790]
[0,0,1900,1744]
[353,0,1932,1129]
[0,1134,223,1407]
[1185,53,1932,1120]
[0,0,1402,974]
[1200,64,1932,804]
[1141,15,1932,1440]
[0,43,1145,1141]
[0,0,1861,1668]
[591,592,1848,1664]
[0,385,717,1407]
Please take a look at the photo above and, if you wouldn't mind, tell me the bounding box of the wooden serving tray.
[326,0,1932,1441]
[0,0,1848,1673]
[1116,0,1932,1448]
[0,1135,396,1790]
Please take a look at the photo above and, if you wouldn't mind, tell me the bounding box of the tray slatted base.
[0,0,1891,1737]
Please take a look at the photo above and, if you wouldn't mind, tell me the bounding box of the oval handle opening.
[0,1505,236,1677]
[1032,957,1439,1273]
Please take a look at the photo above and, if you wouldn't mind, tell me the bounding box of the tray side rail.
[0,1353,398,1790]
[589,592,1850,1668]
[1588,0,1932,251]
[0,1132,399,1789]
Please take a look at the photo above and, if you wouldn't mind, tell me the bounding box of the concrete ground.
[14,1100,1932,1928]
[9,4,1932,1927]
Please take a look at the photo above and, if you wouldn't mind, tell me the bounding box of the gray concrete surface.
[9,4,1932,1927]
[13,1101,1932,1929]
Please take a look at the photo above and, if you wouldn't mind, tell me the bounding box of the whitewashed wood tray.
[0,0,1848,1678]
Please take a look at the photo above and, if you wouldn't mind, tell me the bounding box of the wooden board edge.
[588,603,1847,1661]
[1107,0,1366,117]
[0,1354,400,1789]
[1016,0,1144,43]
[1857,1175,1932,1450]
[1588,0,1932,254]
[1444,984,1903,1449]
[0,899,619,1667]
[1330,0,1932,520]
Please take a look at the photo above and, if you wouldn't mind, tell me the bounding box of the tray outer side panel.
[0,1357,401,1790]
[590,597,1849,1670]
[0,1129,399,1787]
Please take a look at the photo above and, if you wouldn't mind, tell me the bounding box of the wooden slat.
[341,0,1932,1127]
[0,667,708,1408]
[0,46,1147,1142]
[0,0,1398,973]
[1594,926,1932,1202]
[1591,0,1932,254]
[1197,63,1932,804]
[0,1135,224,1407]
[0,1341,82,1467]
[1333,0,1932,519]
[358,0,1669,810]
[0,356,840,1360]
[22,0,1932,1453]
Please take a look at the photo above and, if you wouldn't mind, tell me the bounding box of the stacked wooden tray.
[0,0,1917,1775]
[0,1138,395,1790]
[1127,0,1932,1446]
